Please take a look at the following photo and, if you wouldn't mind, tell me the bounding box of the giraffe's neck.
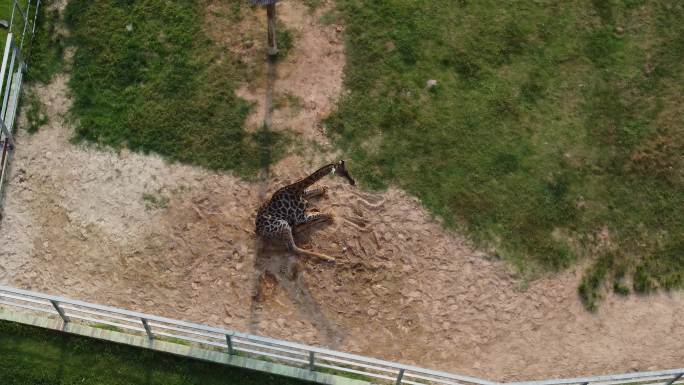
[286,163,336,193]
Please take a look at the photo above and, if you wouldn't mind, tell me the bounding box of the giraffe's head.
[333,160,356,186]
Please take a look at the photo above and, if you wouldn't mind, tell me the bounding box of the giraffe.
[255,160,356,261]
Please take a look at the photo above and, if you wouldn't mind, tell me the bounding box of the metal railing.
[509,370,684,385]
[0,33,23,200]
[0,284,682,385]
[0,1,40,207]
[7,0,41,49]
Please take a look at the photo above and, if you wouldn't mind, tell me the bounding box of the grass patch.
[274,26,294,60]
[633,237,684,294]
[0,0,62,83]
[328,1,684,308]
[64,0,284,176]
[156,335,191,346]
[316,365,374,382]
[25,0,64,83]
[319,8,342,25]
[0,0,27,46]
[142,191,169,211]
[302,0,326,14]
[274,91,303,111]
[91,323,124,333]
[578,254,621,311]
[0,320,314,385]
[23,89,48,133]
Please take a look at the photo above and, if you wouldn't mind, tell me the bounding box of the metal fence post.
[5,64,23,131]
[31,0,40,37]
[395,368,405,385]
[141,318,153,339]
[225,334,234,355]
[49,300,69,323]
[1,40,18,119]
[308,351,315,371]
[1,120,12,148]
[9,0,16,29]
[0,34,13,101]
[20,1,30,48]
[665,373,684,385]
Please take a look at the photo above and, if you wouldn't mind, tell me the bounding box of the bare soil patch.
[1,0,683,381]
[231,0,345,143]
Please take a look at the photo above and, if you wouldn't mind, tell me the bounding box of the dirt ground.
[1,0,683,381]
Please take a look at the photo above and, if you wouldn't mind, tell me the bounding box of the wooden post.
[266,3,278,56]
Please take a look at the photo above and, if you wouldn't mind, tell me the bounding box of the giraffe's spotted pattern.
[255,189,309,238]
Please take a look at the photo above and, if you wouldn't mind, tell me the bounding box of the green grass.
[303,0,326,14]
[0,320,314,385]
[317,365,373,382]
[327,0,684,307]
[0,1,48,61]
[23,89,48,133]
[2,0,60,139]
[25,0,64,83]
[63,0,285,176]
[275,26,295,60]
[0,1,23,45]
[0,3,10,35]
[274,91,303,111]
[142,191,169,210]
[91,323,124,333]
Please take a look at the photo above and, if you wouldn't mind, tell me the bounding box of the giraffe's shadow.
[248,232,344,348]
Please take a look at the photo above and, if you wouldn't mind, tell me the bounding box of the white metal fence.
[0,284,682,385]
[6,0,41,49]
[0,284,494,385]
[0,0,41,206]
[0,32,23,199]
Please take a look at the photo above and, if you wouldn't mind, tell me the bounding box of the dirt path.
[1,0,683,381]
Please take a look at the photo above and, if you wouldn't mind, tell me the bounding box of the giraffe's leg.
[303,185,328,199]
[278,223,334,262]
[295,212,334,231]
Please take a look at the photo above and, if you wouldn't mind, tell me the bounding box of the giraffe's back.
[255,190,307,237]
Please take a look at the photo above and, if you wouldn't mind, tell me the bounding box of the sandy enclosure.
[1,0,684,381]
